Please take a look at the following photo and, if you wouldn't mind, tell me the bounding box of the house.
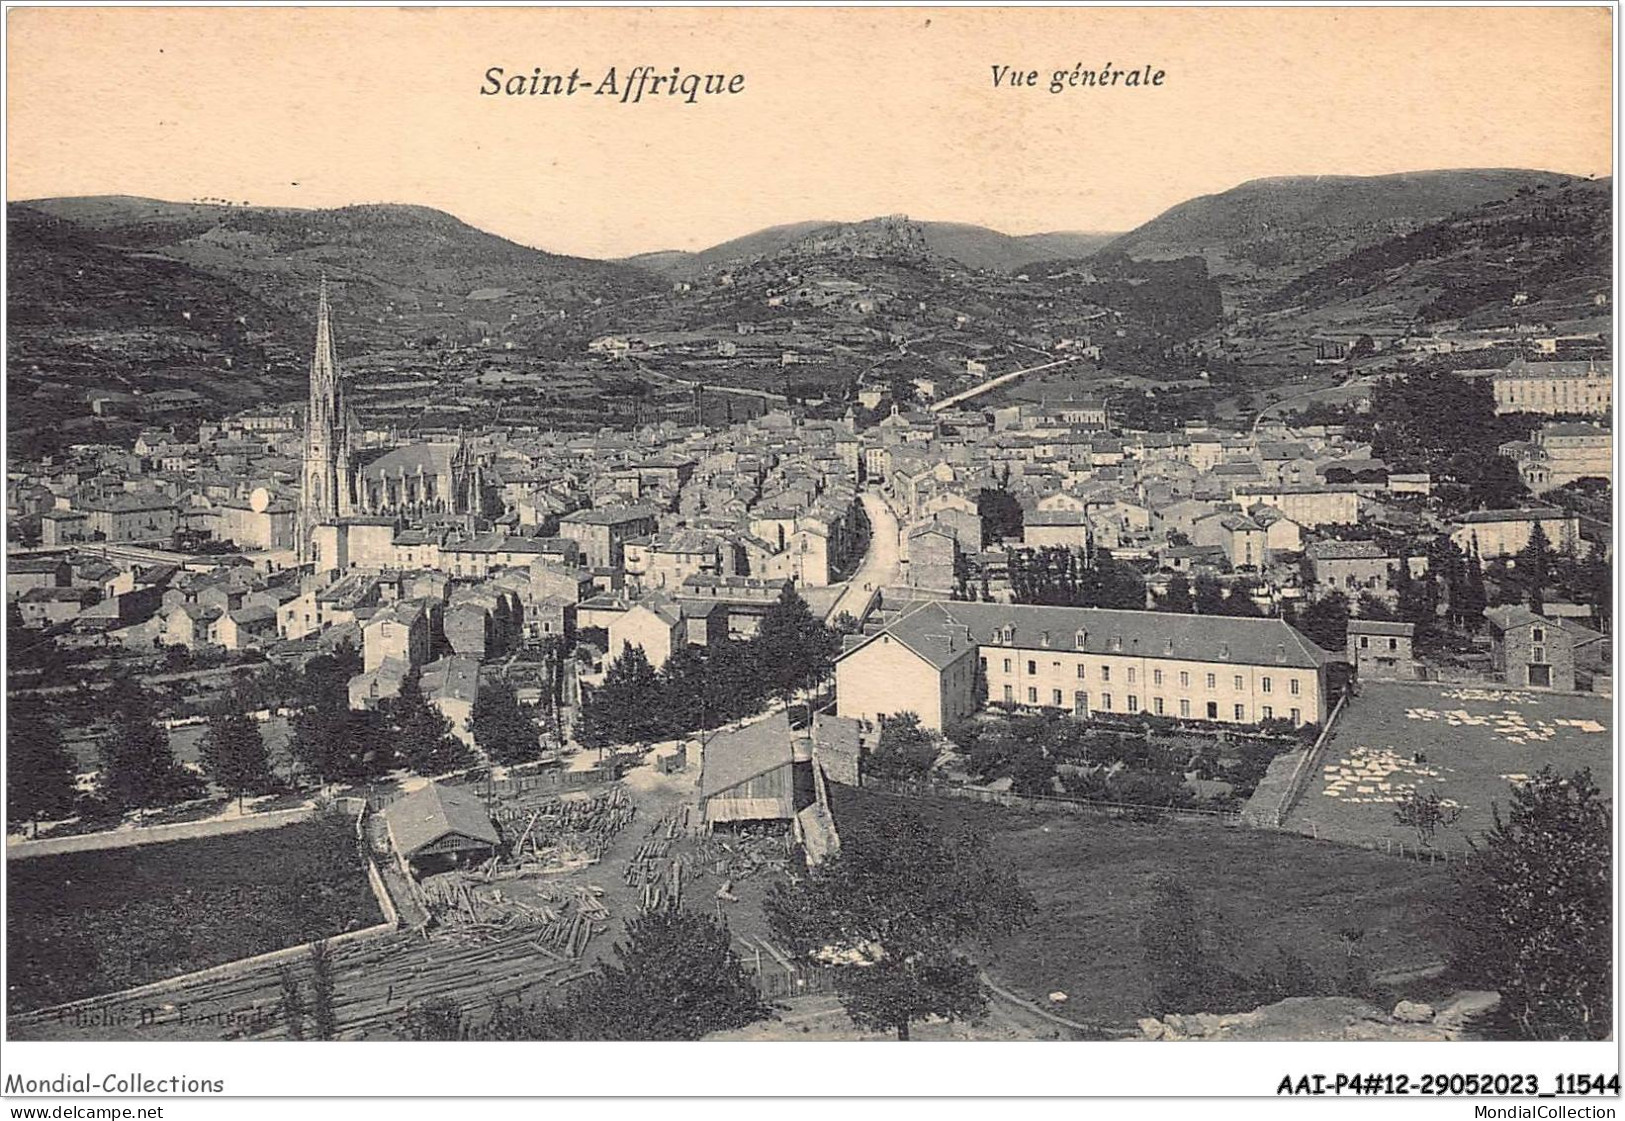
[78,493,180,543]
[363,599,435,673]
[383,781,501,876]
[906,523,958,593]
[40,510,90,547]
[700,711,798,829]
[1305,540,1398,599]
[1022,509,1092,551]
[421,655,482,744]
[558,506,659,569]
[835,600,1328,732]
[1450,507,1581,560]
[1347,619,1416,681]
[608,596,684,670]
[1503,422,1612,493]
[218,604,279,651]
[349,655,412,709]
[16,585,97,629]
[1483,605,1605,692]
[160,602,222,648]
[7,555,72,600]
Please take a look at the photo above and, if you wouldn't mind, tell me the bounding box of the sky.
[6,6,1614,260]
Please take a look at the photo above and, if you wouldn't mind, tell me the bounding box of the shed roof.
[700,712,795,800]
[384,781,500,858]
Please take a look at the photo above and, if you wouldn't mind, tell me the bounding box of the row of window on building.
[995,685,1302,724]
[983,656,1302,695]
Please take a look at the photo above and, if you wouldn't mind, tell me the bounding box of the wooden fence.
[362,766,610,812]
[733,935,838,1000]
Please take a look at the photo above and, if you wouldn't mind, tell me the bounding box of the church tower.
[298,278,354,563]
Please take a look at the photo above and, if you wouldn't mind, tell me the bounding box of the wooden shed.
[383,781,501,876]
[700,712,796,830]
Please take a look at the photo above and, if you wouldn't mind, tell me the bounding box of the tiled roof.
[383,781,499,858]
[838,600,1328,671]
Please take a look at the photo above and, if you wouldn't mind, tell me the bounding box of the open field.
[828,783,1449,1028]
[1283,682,1612,851]
[6,812,380,1014]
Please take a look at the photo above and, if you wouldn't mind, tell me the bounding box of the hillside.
[1264,177,1611,329]
[626,217,1117,277]
[6,196,660,436]
[1104,170,1579,309]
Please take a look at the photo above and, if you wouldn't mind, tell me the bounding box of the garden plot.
[1283,682,1611,850]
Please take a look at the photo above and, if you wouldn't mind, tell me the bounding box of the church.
[298,280,488,565]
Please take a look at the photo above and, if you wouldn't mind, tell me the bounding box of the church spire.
[310,274,339,408]
[299,275,350,564]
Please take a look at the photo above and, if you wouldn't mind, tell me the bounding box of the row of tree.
[1006,545,1147,610]
[7,639,551,828]
[578,586,838,750]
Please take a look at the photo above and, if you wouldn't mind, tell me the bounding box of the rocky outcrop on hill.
[1136,991,1501,1041]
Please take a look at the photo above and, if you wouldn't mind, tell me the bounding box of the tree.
[1008,741,1057,796]
[1193,573,1227,615]
[562,904,766,1040]
[288,640,391,784]
[1393,788,1462,848]
[863,711,939,783]
[1456,556,1489,629]
[98,677,199,812]
[766,804,1034,1039]
[401,995,466,1041]
[198,712,272,811]
[6,698,79,827]
[308,939,338,1041]
[291,704,393,785]
[1160,573,1194,614]
[977,487,1024,544]
[1448,768,1611,1040]
[392,672,474,775]
[1468,456,1529,511]
[1515,521,1554,614]
[277,964,308,1041]
[753,585,838,700]
[656,644,709,735]
[578,644,665,750]
[469,678,539,767]
[1355,592,1396,621]
[1295,591,1350,652]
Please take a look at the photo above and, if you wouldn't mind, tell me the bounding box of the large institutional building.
[835,600,1331,732]
[297,280,489,566]
[1489,358,1612,416]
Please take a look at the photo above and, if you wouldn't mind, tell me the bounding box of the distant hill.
[6,196,660,436]
[1103,170,1581,308]
[625,217,1117,276]
[1263,176,1611,329]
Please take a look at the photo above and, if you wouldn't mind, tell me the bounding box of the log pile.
[419,873,610,960]
[495,786,635,869]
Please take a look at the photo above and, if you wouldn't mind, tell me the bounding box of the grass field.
[1284,682,1612,851]
[6,812,381,1014]
[828,783,1449,1027]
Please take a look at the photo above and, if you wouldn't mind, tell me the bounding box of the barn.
[383,782,502,876]
[700,712,797,830]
